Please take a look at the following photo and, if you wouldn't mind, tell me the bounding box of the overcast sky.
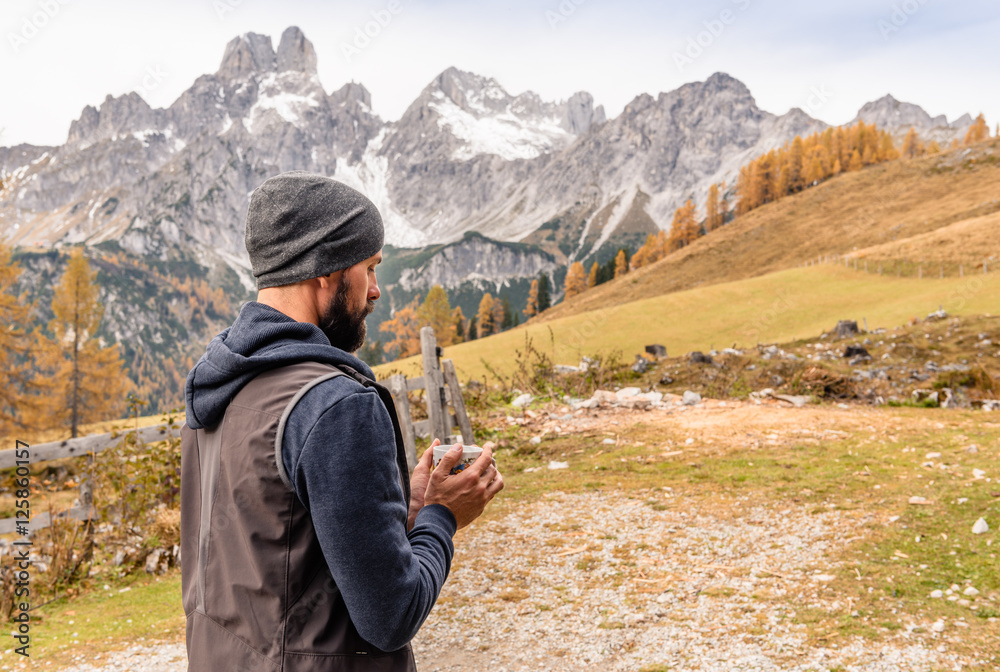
[2,0,998,147]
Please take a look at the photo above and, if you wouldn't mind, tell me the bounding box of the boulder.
[682,390,702,406]
[834,320,859,339]
[592,390,618,405]
[616,387,641,400]
[843,345,871,359]
[689,351,716,365]
[511,393,534,408]
[645,344,667,358]
[631,355,650,374]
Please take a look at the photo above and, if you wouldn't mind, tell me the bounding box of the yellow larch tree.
[667,199,699,251]
[613,249,628,278]
[0,244,35,436]
[477,293,495,337]
[587,262,599,288]
[418,285,455,347]
[901,127,922,159]
[32,248,128,438]
[563,261,587,299]
[491,295,506,333]
[964,114,988,145]
[523,279,539,318]
[381,298,422,359]
[705,183,724,232]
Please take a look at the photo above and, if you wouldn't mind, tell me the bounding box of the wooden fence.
[0,327,473,533]
[383,327,476,473]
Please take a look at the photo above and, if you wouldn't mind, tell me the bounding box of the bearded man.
[180,172,502,671]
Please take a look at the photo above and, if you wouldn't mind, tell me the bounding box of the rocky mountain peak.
[853,94,946,130]
[431,67,511,115]
[329,81,372,109]
[276,26,317,74]
[562,91,605,134]
[217,32,276,80]
[66,92,158,146]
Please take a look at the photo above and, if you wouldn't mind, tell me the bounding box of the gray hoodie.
[185,301,456,652]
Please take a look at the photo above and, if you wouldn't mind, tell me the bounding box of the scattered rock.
[144,549,164,574]
[645,344,667,358]
[631,355,650,374]
[973,469,986,479]
[658,374,674,385]
[925,452,942,459]
[555,364,582,374]
[908,496,932,505]
[602,438,616,445]
[511,393,534,408]
[966,445,980,454]
[930,590,944,598]
[926,308,948,321]
[529,436,542,446]
[963,586,980,597]
[689,351,716,366]
[772,393,810,408]
[835,320,859,339]
[843,345,871,359]
[547,461,569,470]
[682,391,702,406]
[972,518,989,534]
[616,387,641,400]
[931,620,946,633]
[592,390,618,405]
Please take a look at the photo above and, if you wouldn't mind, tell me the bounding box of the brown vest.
[181,361,417,671]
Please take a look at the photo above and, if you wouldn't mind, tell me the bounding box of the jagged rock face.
[397,236,557,292]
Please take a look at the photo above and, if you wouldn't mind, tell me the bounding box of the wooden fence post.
[442,360,474,445]
[421,327,448,443]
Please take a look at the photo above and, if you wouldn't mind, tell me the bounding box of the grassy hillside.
[376,263,1000,381]
[537,139,1000,323]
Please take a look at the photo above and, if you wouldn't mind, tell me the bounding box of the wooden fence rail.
[1,328,474,533]
[0,424,174,535]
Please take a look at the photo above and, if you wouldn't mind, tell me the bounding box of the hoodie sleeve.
[282,381,457,652]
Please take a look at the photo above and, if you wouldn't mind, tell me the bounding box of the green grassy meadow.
[376,264,1000,382]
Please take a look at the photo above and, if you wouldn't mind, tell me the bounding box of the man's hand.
[407,440,438,531]
[424,443,504,530]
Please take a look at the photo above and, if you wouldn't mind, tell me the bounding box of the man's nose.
[369,277,380,302]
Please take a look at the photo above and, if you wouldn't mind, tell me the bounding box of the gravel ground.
[41,490,962,672]
[410,490,961,672]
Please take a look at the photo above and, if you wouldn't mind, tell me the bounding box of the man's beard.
[319,276,375,353]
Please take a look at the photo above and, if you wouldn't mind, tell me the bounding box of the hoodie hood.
[184,301,376,429]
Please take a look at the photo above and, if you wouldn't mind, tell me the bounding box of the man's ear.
[315,271,341,290]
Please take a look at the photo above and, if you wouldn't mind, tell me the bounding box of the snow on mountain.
[428,89,570,161]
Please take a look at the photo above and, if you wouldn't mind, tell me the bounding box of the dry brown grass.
[538,139,1000,323]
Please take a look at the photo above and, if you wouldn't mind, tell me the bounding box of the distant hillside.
[375,264,1000,382]
[537,139,1000,324]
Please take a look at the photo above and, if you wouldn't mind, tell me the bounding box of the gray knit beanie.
[245,171,384,289]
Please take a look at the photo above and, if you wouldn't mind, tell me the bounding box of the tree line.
[0,244,128,439]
